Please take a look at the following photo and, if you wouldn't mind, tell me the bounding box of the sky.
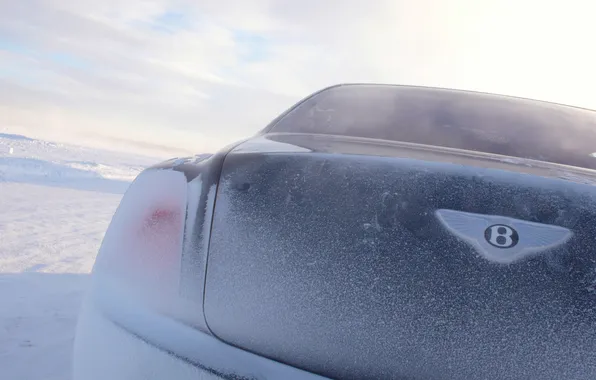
[0,0,595,157]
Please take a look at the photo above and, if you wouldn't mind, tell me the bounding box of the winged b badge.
[435,209,573,264]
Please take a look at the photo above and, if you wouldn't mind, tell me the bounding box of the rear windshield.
[270,85,596,170]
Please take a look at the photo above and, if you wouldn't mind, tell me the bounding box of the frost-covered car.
[73,84,596,380]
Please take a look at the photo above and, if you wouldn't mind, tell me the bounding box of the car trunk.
[204,137,596,380]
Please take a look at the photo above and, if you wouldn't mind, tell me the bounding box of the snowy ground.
[0,132,161,379]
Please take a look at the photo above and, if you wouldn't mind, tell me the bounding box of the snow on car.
[73,84,596,380]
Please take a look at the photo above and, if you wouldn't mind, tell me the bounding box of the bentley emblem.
[484,224,519,248]
[436,209,572,264]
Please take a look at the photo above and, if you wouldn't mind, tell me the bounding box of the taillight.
[91,169,189,308]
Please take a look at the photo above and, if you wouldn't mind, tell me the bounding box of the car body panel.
[74,84,596,380]
[204,137,596,379]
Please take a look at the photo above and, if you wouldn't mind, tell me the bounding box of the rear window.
[270,84,596,170]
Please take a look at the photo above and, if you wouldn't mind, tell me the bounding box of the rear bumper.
[72,290,330,380]
[72,300,211,380]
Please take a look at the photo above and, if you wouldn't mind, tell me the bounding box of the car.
[72,83,596,380]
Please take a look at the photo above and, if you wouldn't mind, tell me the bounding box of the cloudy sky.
[0,0,595,157]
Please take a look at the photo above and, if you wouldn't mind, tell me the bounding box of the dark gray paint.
[205,146,596,380]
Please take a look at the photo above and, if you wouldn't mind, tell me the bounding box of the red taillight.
[92,169,188,302]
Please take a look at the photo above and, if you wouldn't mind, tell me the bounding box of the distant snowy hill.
[0,132,159,193]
